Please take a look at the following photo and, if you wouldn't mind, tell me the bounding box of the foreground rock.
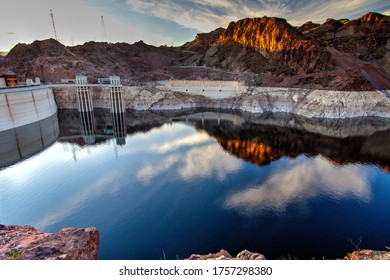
[343,249,390,260]
[187,249,390,260]
[0,224,99,260]
[186,249,266,260]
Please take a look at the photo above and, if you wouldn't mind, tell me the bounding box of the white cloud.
[225,156,372,215]
[1,0,388,51]
[382,9,390,15]
[124,0,390,32]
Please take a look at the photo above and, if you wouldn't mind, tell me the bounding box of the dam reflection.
[0,114,59,169]
[57,109,390,171]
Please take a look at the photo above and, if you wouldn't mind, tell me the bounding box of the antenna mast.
[50,9,60,41]
[101,16,107,42]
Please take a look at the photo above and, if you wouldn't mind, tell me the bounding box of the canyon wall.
[53,85,390,119]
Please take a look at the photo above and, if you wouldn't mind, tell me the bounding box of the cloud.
[224,156,372,215]
[124,0,390,32]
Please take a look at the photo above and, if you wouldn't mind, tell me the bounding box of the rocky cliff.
[217,17,333,74]
[0,12,389,90]
[0,224,99,260]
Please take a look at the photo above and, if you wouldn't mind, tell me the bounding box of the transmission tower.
[101,16,107,42]
[50,9,60,41]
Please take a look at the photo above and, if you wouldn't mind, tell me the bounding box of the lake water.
[1,109,390,260]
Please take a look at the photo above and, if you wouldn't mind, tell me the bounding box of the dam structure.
[0,84,57,131]
[160,80,244,99]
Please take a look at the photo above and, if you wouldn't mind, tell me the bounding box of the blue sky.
[0,0,389,51]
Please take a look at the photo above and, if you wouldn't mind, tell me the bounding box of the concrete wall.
[162,80,244,99]
[0,85,57,131]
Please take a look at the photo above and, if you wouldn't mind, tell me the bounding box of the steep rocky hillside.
[302,12,390,89]
[0,12,389,90]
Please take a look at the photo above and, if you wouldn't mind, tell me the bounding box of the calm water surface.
[1,109,390,259]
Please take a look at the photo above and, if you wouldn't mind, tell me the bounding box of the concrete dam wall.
[0,85,57,131]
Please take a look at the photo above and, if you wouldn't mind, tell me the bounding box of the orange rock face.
[218,17,334,73]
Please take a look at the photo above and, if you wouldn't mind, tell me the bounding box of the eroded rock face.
[53,86,390,120]
[0,224,99,260]
[218,17,334,74]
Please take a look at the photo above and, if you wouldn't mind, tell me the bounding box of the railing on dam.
[0,85,57,132]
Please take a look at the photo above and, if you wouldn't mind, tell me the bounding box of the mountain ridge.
[0,12,389,90]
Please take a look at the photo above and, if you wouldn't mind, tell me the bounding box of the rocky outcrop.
[0,224,99,260]
[304,12,390,90]
[297,21,320,34]
[217,17,334,74]
[343,249,390,260]
[182,28,225,52]
[187,249,390,260]
[186,249,266,260]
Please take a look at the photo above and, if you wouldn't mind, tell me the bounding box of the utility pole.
[101,16,107,42]
[50,9,60,41]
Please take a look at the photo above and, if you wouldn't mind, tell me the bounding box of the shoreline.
[1,224,389,260]
[53,85,390,120]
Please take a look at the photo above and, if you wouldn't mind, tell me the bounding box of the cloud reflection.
[36,170,125,228]
[179,143,241,180]
[225,156,372,215]
[137,142,243,185]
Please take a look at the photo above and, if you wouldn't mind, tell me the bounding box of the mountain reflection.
[216,138,287,166]
[57,109,390,171]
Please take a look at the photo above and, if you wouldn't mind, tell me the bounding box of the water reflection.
[112,112,126,146]
[80,111,95,145]
[1,109,390,260]
[224,156,372,215]
[56,109,390,171]
[137,139,243,184]
[0,114,59,169]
